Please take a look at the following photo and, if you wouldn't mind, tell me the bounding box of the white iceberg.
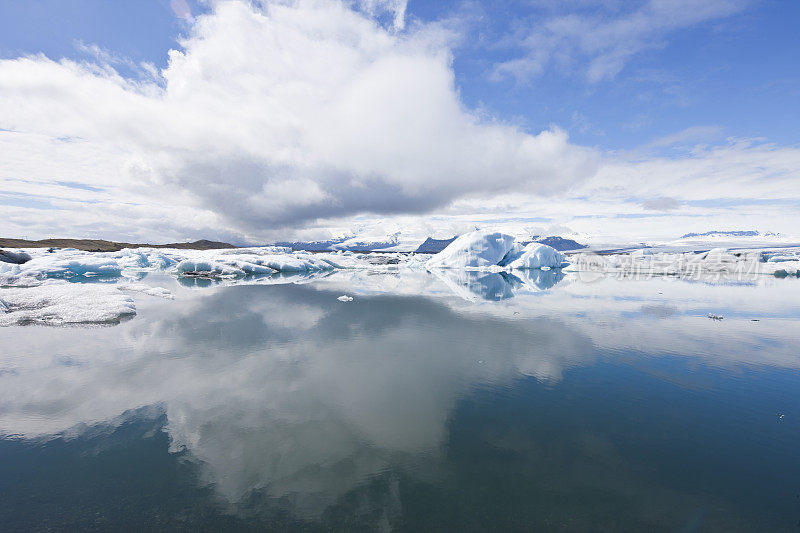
[427,230,566,270]
[426,230,516,269]
[171,248,346,278]
[1,246,416,288]
[630,248,655,258]
[173,258,265,278]
[20,254,123,279]
[701,248,738,263]
[766,253,799,263]
[500,242,566,270]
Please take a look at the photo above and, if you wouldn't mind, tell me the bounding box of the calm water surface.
[1,272,799,531]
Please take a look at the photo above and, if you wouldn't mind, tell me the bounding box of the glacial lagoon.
[1,270,799,531]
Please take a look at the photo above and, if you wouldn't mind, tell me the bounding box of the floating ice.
[17,253,123,280]
[117,283,174,299]
[172,249,345,278]
[566,245,800,280]
[766,253,799,263]
[630,248,654,257]
[427,231,565,271]
[426,231,517,269]
[0,249,31,264]
[0,283,136,326]
[500,242,566,270]
[702,248,738,263]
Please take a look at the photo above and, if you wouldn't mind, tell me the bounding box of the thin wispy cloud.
[491,0,748,83]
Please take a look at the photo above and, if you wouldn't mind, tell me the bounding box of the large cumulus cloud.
[0,0,597,239]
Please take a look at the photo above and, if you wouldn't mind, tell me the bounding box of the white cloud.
[355,0,408,30]
[641,196,680,211]
[646,125,725,149]
[332,137,800,244]
[0,0,596,242]
[0,0,796,246]
[491,0,748,83]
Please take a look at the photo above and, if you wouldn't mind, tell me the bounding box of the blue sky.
[0,0,798,244]
[2,0,797,150]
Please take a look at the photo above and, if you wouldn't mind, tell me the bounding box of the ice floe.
[566,247,800,279]
[0,283,136,326]
[116,283,174,300]
[1,241,798,328]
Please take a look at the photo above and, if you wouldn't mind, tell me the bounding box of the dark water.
[1,272,800,531]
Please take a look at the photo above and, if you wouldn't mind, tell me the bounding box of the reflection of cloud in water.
[0,284,594,516]
[1,273,800,521]
[639,303,679,319]
[155,287,595,514]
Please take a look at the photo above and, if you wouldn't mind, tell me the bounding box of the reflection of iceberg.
[432,270,516,300]
[176,270,333,288]
[432,268,564,300]
[515,268,565,291]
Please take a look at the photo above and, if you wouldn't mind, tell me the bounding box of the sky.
[0,0,798,245]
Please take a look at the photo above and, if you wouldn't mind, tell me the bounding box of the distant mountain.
[0,238,237,252]
[164,239,236,250]
[275,236,400,252]
[680,230,761,238]
[414,236,457,254]
[535,236,588,251]
[274,238,347,251]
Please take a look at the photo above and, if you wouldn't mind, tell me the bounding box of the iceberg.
[1,245,415,288]
[701,248,738,263]
[173,258,261,278]
[426,230,516,269]
[172,250,340,278]
[427,230,565,270]
[766,253,799,263]
[0,249,32,264]
[630,248,654,257]
[500,242,566,270]
[19,254,123,280]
